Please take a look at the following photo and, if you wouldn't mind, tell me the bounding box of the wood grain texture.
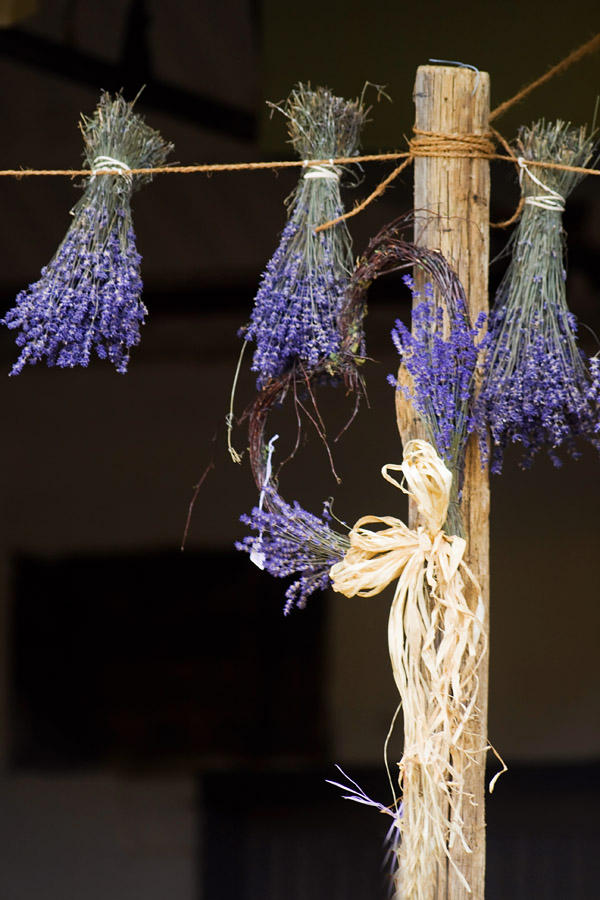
[396,65,490,900]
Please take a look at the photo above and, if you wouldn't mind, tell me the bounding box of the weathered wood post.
[396,64,491,899]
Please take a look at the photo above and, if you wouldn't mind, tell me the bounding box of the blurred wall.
[0,3,599,899]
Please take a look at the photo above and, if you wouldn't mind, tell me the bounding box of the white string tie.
[303,160,339,180]
[91,155,133,186]
[518,157,565,211]
[250,433,279,569]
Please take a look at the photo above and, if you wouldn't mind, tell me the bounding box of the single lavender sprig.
[3,91,173,374]
[242,84,368,388]
[327,765,402,883]
[479,119,599,471]
[236,487,349,615]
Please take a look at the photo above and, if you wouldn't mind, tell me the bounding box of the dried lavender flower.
[348,217,486,533]
[242,84,368,389]
[480,120,599,471]
[390,275,486,481]
[236,486,349,615]
[327,765,402,882]
[3,91,173,374]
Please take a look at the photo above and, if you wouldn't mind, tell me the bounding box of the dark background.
[0,1,599,898]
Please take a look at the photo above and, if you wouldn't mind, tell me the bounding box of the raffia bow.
[330,440,485,899]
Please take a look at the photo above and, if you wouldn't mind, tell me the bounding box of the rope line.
[0,154,403,178]
[489,32,600,122]
[0,31,596,232]
[3,150,598,182]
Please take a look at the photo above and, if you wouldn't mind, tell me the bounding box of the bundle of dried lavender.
[242,84,368,390]
[231,86,374,488]
[349,218,486,534]
[3,91,173,374]
[480,120,599,471]
[237,485,349,615]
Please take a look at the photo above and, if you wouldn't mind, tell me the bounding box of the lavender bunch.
[348,218,486,534]
[390,275,486,475]
[242,84,368,389]
[236,487,349,615]
[3,92,173,374]
[480,120,599,471]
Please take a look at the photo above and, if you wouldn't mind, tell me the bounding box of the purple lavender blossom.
[244,216,349,387]
[480,303,600,472]
[390,275,487,483]
[236,487,349,614]
[4,208,145,374]
[479,119,599,472]
[2,91,172,375]
[242,85,367,389]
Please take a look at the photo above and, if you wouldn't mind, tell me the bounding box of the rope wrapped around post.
[330,440,486,899]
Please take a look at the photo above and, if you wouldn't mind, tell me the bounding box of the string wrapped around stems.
[479,119,600,471]
[3,91,173,374]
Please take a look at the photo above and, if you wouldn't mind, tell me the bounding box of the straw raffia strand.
[330,440,485,899]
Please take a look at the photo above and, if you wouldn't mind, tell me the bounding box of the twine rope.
[489,31,600,122]
[314,129,496,232]
[1,151,596,180]
[411,128,495,158]
[0,31,597,231]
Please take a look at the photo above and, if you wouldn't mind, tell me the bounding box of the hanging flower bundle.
[242,83,368,390]
[3,91,173,374]
[479,120,599,471]
[239,86,371,497]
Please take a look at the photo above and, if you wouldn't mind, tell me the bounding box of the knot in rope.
[518,157,565,211]
[410,128,495,160]
[417,529,433,554]
[387,439,453,535]
[329,440,459,600]
[91,155,133,186]
[302,161,340,180]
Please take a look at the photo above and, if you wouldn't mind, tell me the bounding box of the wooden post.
[396,65,491,898]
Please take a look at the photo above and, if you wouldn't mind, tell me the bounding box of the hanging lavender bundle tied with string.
[480,120,600,471]
[3,92,173,374]
[242,84,368,389]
